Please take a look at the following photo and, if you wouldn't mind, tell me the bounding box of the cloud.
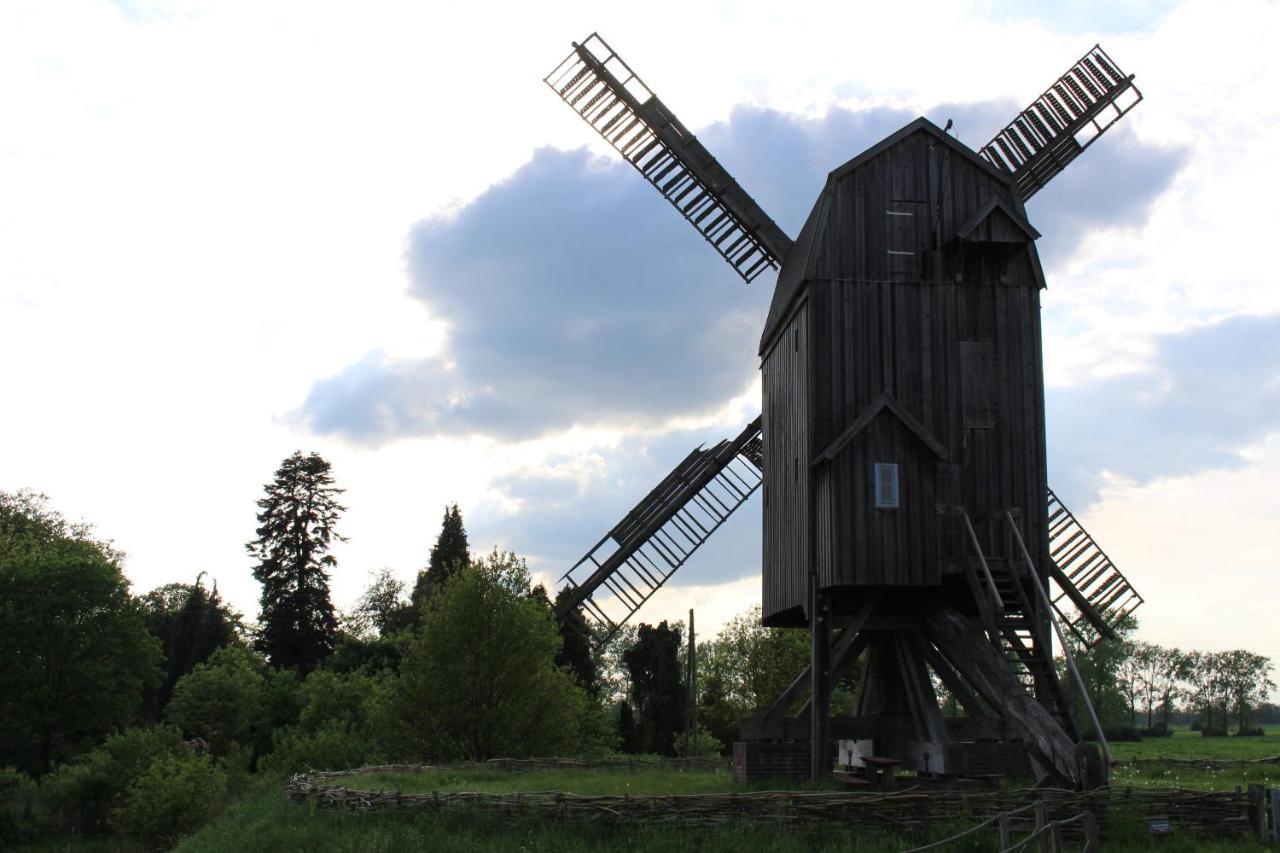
[300,102,1184,444]
[1047,313,1280,506]
[469,421,762,587]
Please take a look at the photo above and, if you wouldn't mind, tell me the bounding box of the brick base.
[733,740,812,783]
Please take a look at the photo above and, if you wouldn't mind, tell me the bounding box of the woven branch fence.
[287,766,1266,839]
[1119,753,1280,770]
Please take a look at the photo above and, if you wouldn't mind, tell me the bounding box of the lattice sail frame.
[556,417,763,644]
[544,34,791,282]
[981,45,1143,201]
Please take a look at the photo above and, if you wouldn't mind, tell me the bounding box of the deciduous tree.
[0,492,161,774]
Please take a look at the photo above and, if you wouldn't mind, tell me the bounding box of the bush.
[1102,725,1141,742]
[114,753,226,844]
[41,724,185,835]
[1140,724,1174,737]
[1200,726,1229,737]
[260,721,383,776]
[166,646,266,756]
[0,767,38,845]
[1235,726,1265,737]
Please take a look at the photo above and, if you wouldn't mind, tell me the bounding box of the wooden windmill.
[546,34,1146,788]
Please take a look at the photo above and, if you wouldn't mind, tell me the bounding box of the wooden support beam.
[922,601,1079,786]
[810,587,831,782]
[920,641,995,719]
[760,593,879,723]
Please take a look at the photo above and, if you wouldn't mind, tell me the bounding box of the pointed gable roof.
[759,117,1014,355]
[953,195,1040,243]
[812,393,950,465]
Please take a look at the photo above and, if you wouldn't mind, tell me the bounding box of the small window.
[874,463,899,509]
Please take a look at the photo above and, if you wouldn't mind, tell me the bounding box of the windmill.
[545,33,1145,789]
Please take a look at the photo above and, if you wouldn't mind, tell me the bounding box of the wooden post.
[810,581,831,782]
[1247,784,1266,840]
[998,816,1011,848]
[1082,809,1099,851]
[687,608,698,757]
[1269,788,1279,841]
[1034,802,1049,853]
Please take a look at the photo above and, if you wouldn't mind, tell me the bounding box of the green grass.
[346,765,742,796]
[31,730,1280,852]
[1108,726,1280,791]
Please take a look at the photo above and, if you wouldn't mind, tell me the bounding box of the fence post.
[1034,802,1049,853]
[1270,788,1279,842]
[998,816,1011,848]
[1247,784,1266,841]
[1082,809,1099,852]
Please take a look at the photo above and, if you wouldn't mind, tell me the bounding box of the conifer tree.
[411,503,470,609]
[246,451,345,673]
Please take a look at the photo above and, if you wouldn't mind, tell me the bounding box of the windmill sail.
[556,416,763,643]
[980,45,1142,201]
[545,34,793,282]
[1045,488,1144,646]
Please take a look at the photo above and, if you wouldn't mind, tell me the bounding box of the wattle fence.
[286,763,1273,842]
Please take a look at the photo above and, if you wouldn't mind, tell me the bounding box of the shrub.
[1140,726,1173,737]
[1235,726,1265,737]
[40,724,185,835]
[166,645,266,756]
[0,767,38,845]
[1200,726,1229,737]
[260,721,383,776]
[114,753,226,844]
[1102,725,1141,742]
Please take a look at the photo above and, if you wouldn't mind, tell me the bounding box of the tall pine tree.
[411,503,470,610]
[246,451,345,673]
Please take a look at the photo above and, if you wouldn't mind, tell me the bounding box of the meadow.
[168,729,1279,853]
[17,729,1277,852]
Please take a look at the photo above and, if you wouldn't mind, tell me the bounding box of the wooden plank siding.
[761,299,810,623]
[759,119,1051,625]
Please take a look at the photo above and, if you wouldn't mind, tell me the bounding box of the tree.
[623,621,686,755]
[141,574,243,717]
[165,645,266,756]
[700,605,810,716]
[552,586,597,694]
[1218,650,1275,732]
[410,504,470,610]
[0,491,162,775]
[246,451,345,673]
[1131,644,1189,731]
[384,551,604,760]
[344,568,413,639]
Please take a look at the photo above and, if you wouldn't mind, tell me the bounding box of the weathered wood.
[922,602,1079,786]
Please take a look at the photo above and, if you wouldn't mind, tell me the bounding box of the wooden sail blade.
[545,34,793,282]
[555,417,763,643]
[980,45,1143,201]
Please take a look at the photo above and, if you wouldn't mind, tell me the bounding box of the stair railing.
[1005,511,1111,775]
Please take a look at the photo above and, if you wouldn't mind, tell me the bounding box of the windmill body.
[759,118,1049,628]
[546,35,1145,788]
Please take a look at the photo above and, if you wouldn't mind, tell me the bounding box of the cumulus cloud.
[300,101,1184,444]
[1047,313,1280,506]
[470,421,763,585]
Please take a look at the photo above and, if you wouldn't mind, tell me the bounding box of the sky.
[2,0,1278,668]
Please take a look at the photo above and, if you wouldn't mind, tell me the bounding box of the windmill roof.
[759,117,1014,356]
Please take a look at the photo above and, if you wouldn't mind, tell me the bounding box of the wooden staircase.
[555,417,763,643]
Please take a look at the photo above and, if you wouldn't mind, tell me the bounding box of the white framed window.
[874,463,900,509]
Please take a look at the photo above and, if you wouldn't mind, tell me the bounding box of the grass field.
[21,729,1278,852]
[1109,726,1280,791]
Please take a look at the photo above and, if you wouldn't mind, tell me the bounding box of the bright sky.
[2,0,1278,667]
